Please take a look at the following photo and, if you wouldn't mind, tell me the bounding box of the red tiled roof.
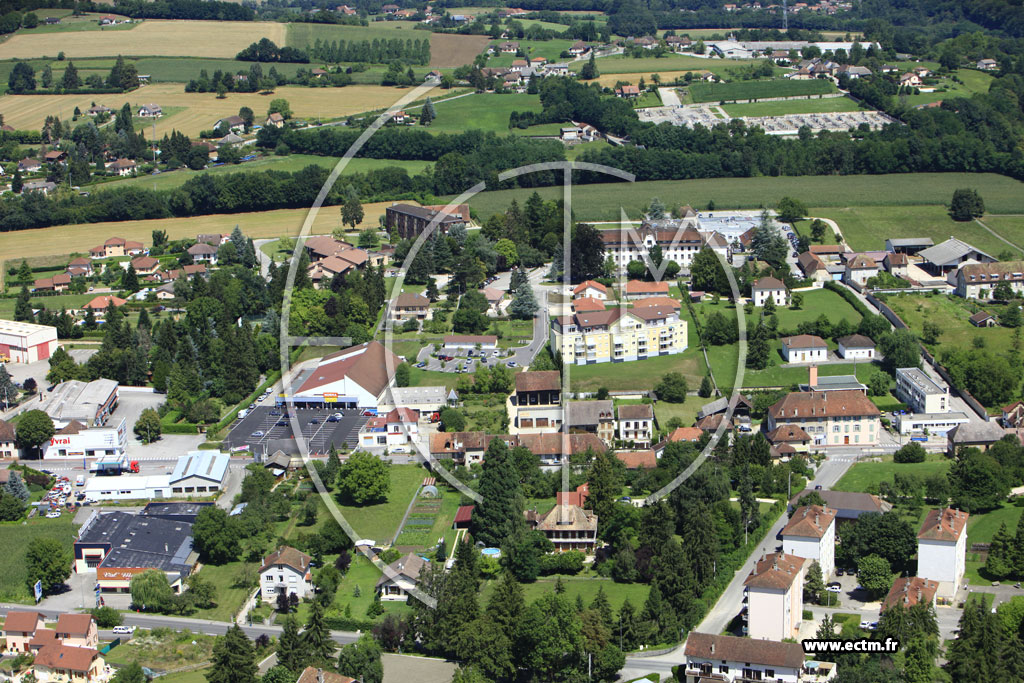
[55,613,94,636]
[684,632,804,669]
[918,507,968,542]
[668,427,703,442]
[573,280,607,295]
[781,505,836,539]
[261,545,312,573]
[624,280,670,294]
[615,450,656,469]
[83,295,127,310]
[883,576,939,611]
[515,371,560,393]
[298,342,401,398]
[782,334,827,349]
[572,297,606,313]
[453,505,474,525]
[744,551,805,590]
[33,644,99,673]
[633,296,681,310]
[767,424,812,443]
[3,611,42,633]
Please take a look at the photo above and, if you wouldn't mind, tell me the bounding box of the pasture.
[20,11,133,34]
[0,516,77,603]
[0,82,425,137]
[423,92,562,135]
[687,78,836,103]
[0,200,397,261]
[722,96,863,117]
[458,173,1024,222]
[0,19,289,59]
[832,454,952,494]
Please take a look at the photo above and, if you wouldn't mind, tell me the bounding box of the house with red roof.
[917,507,968,598]
[358,407,419,451]
[259,546,313,603]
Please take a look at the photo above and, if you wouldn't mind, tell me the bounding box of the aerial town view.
[0,0,1022,682]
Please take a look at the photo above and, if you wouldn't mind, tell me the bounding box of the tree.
[91,606,123,628]
[894,442,926,463]
[11,167,23,194]
[268,98,292,119]
[111,663,146,683]
[15,410,54,458]
[238,106,254,130]
[508,280,538,319]
[804,561,825,604]
[838,511,917,572]
[26,537,70,595]
[949,450,1010,512]
[950,189,985,221]
[341,195,364,229]
[776,196,807,224]
[60,61,81,90]
[207,625,257,683]
[8,62,36,93]
[654,373,687,403]
[395,362,411,387]
[336,634,383,683]
[690,247,729,296]
[107,55,138,91]
[746,323,771,370]
[3,471,28,503]
[130,569,175,612]
[0,365,17,409]
[134,408,162,444]
[472,438,526,548]
[439,407,465,432]
[338,451,390,504]
[857,554,893,600]
[580,52,599,79]
[698,374,713,398]
[921,320,942,344]
[420,97,435,125]
[193,507,240,564]
[986,522,1015,579]
[14,285,33,322]
[303,599,335,664]
[810,219,827,242]
[878,330,920,374]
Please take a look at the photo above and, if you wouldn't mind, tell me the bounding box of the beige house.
[390,292,430,321]
[617,404,654,447]
[3,611,45,652]
[744,552,806,641]
[955,260,1024,299]
[533,504,597,553]
[572,280,607,300]
[766,390,882,448]
[32,645,104,683]
[377,552,426,601]
[844,254,879,286]
[54,614,98,649]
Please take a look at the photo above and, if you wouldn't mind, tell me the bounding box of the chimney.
[317,670,324,683]
[809,365,818,387]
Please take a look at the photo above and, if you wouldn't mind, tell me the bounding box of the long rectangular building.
[0,320,57,364]
[384,203,467,240]
[550,306,687,365]
[766,390,881,448]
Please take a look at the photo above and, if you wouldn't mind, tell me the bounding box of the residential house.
[789,490,892,523]
[481,286,504,312]
[682,632,833,683]
[106,158,137,176]
[358,407,419,451]
[844,254,879,286]
[87,105,111,116]
[572,297,606,313]
[917,508,968,598]
[618,403,653,447]
[4,611,45,652]
[499,41,520,53]
[217,132,244,148]
[54,614,98,649]
[766,390,881,447]
[510,59,528,72]
[569,40,589,55]
[511,371,562,434]
[623,280,670,300]
[883,251,908,277]
[798,251,830,282]
[883,576,939,612]
[532,504,597,553]
[196,233,229,247]
[215,115,245,133]
[557,483,589,507]
[67,257,93,276]
[17,158,41,173]
[895,367,949,414]
[259,546,314,604]
[977,58,998,70]
[381,3,399,13]
[969,311,997,327]
[130,256,160,276]
[137,104,162,117]
[0,420,16,458]
[572,280,607,300]
[781,505,837,577]
[744,552,806,640]
[265,112,285,128]
[614,449,657,469]
[377,552,426,601]
[781,335,828,363]
[33,273,71,293]
[545,63,570,76]
[296,667,355,683]
[615,84,640,98]
[550,306,688,365]
[766,424,812,453]
[667,426,703,443]
[32,644,104,683]
[751,276,788,307]
[566,400,615,443]
[1002,401,1024,428]
[900,72,921,87]
[23,180,58,195]
[186,242,218,264]
[390,292,430,321]
[302,236,354,261]
[429,431,491,466]
[955,260,1024,299]
[82,295,127,311]
[89,237,143,259]
[837,334,875,360]
[43,150,67,164]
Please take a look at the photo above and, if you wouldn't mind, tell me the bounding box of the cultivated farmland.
[285,21,487,68]
[0,82,424,137]
[0,19,288,59]
[688,78,836,103]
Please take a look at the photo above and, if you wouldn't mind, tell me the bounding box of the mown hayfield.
[458,173,1024,221]
[422,92,563,134]
[0,19,288,59]
[688,78,836,103]
[592,70,706,87]
[0,82,425,137]
[0,201,396,261]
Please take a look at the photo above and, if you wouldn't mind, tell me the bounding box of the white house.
[186,242,218,265]
[377,552,426,601]
[781,505,837,578]
[358,407,419,451]
[751,276,788,307]
[617,404,654,447]
[682,632,834,683]
[572,280,607,300]
[744,551,806,641]
[844,254,879,286]
[836,334,875,360]
[260,546,314,604]
[917,507,968,599]
[781,335,828,363]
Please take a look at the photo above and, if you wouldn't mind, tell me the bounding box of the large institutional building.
[550,306,687,365]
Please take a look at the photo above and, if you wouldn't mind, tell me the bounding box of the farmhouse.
[744,551,806,641]
[883,251,908,277]
[843,254,879,286]
[780,335,827,363]
[955,260,1024,299]
[885,237,934,254]
[260,546,314,604]
[917,507,968,598]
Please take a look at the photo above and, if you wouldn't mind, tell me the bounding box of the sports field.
[0,19,288,59]
[0,201,396,261]
[0,82,422,137]
[458,173,1024,222]
[688,78,836,103]
[722,96,862,117]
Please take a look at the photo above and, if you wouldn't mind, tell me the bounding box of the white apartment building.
[550,307,687,365]
[744,552,806,641]
[895,367,949,414]
[917,507,968,599]
[510,371,562,434]
[781,505,837,578]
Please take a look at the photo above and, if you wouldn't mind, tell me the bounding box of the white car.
[45,511,61,519]
[826,583,842,593]
[111,625,135,635]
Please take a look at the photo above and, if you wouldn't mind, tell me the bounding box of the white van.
[75,475,85,487]
[237,409,249,419]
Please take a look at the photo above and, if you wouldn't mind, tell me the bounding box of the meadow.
[20,11,133,34]
[901,68,994,107]
[487,39,576,65]
[286,22,487,68]
[458,173,1024,222]
[832,454,952,493]
[0,19,289,59]
[688,78,836,103]
[337,463,426,542]
[580,54,788,78]
[422,92,562,135]
[722,96,863,117]
[0,516,78,603]
[881,293,1020,359]
[0,82,425,137]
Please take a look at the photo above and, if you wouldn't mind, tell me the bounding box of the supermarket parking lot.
[224,406,367,454]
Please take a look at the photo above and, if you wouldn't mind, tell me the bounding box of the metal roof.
[170,451,229,484]
[918,238,994,267]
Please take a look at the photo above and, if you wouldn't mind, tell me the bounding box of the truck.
[90,456,140,475]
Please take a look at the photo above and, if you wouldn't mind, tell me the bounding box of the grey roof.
[811,375,867,392]
[79,511,195,577]
[918,238,994,267]
[837,334,874,348]
[41,379,117,426]
[170,452,229,484]
[788,490,891,520]
[949,421,1006,444]
[887,238,934,248]
[385,386,449,406]
[566,400,614,428]
[897,367,944,395]
[141,502,212,523]
[697,394,752,419]
[902,411,969,423]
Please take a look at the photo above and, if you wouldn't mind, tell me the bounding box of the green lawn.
[0,293,105,319]
[652,397,715,430]
[688,78,835,103]
[832,454,952,493]
[423,93,561,135]
[97,156,432,193]
[975,215,1024,254]
[567,349,706,392]
[190,561,261,622]
[459,173,1024,223]
[0,516,78,602]
[340,463,427,543]
[722,97,863,117]
[963,503,1024,585]
[479,574,650,612]
[807,205,1024,257]
[487,39,575,65]
[902,68,995,107]
[407,367,460,389]
[577,54,787,78]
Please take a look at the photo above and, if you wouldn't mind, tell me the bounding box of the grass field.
[0,200,396,261]
[98,155,432,193]
[460,173,1024,222]
[189,561,260,621]
[424,92,561,135]
[976,214,1024,253]
[339,463,426,542]
[593,71,707,87]
[902,68,995,107]
[0,516,78,602]
[20,12,133,34]
[579,54,788,78]
[487,39,575,65]
[0,19,289,59]
[722,97,863,117]
[286,22,487,68]
[963,502,1024,584]
[0,82,424,138]
[567,349,706,392]
[688,78,836,103]
[104,629,216,670]
[832,453,952,493]
[479,574,650,612]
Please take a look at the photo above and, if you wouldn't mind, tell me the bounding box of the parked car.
[251,430,265,437]
[826,583,842,593]
[836,568,845,576]
[270,409,282,416]
[112,625,135,635]
[45,511,61,519]
[309,417,319,424]
[507,361,517,367]
[326,414,339,423]
[415,362,426,368]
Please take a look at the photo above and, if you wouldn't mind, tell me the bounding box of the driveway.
[658,87,681,107]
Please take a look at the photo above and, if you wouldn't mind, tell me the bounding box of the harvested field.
[592,71,707,87]
[0,82,424,137]
[0,20,287,59]
[429,32,489,67]
[0,201,395,261]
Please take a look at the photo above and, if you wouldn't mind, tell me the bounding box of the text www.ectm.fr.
[802,639,900,654]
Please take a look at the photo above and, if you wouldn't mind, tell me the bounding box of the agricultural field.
[0,82,422,138]
[0,516,78,603]
[579,54,788,78]
[688,78,836,103]
[722,96,863,117]
[20,11,133,34]
[807,205,1024,257]
[459,173,1024,223]
[0,200,396,262]
[592,71,708,88]
[423,92,562,135]
[98,155,432,193]
[286,22,486,68]
[0,19,289,59]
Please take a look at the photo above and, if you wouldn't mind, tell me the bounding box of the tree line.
[309,36,431,65]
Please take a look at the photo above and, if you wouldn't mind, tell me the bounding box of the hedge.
[324,616,375,632]
[824,280,872,318]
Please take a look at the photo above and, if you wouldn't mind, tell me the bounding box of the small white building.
[617,404,654,447]
[781,335,828,363]
[377,552,426,601]
[0,319,58,363]
[836,334,875,360]
[744,551,806,641]
[168,451,229,496]
[43,418,128,459]
[682,632,833,683]
[844,254,879,286]
[917,507,968,599]
[443,334,498,352]
[260,546,314,604]
[572,280,608,300]
[358,407,419,451]
[781,505,837,578]
[751,276,788,307]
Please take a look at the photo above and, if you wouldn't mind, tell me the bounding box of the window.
[719,665,729,674]
[833,425,841,433]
